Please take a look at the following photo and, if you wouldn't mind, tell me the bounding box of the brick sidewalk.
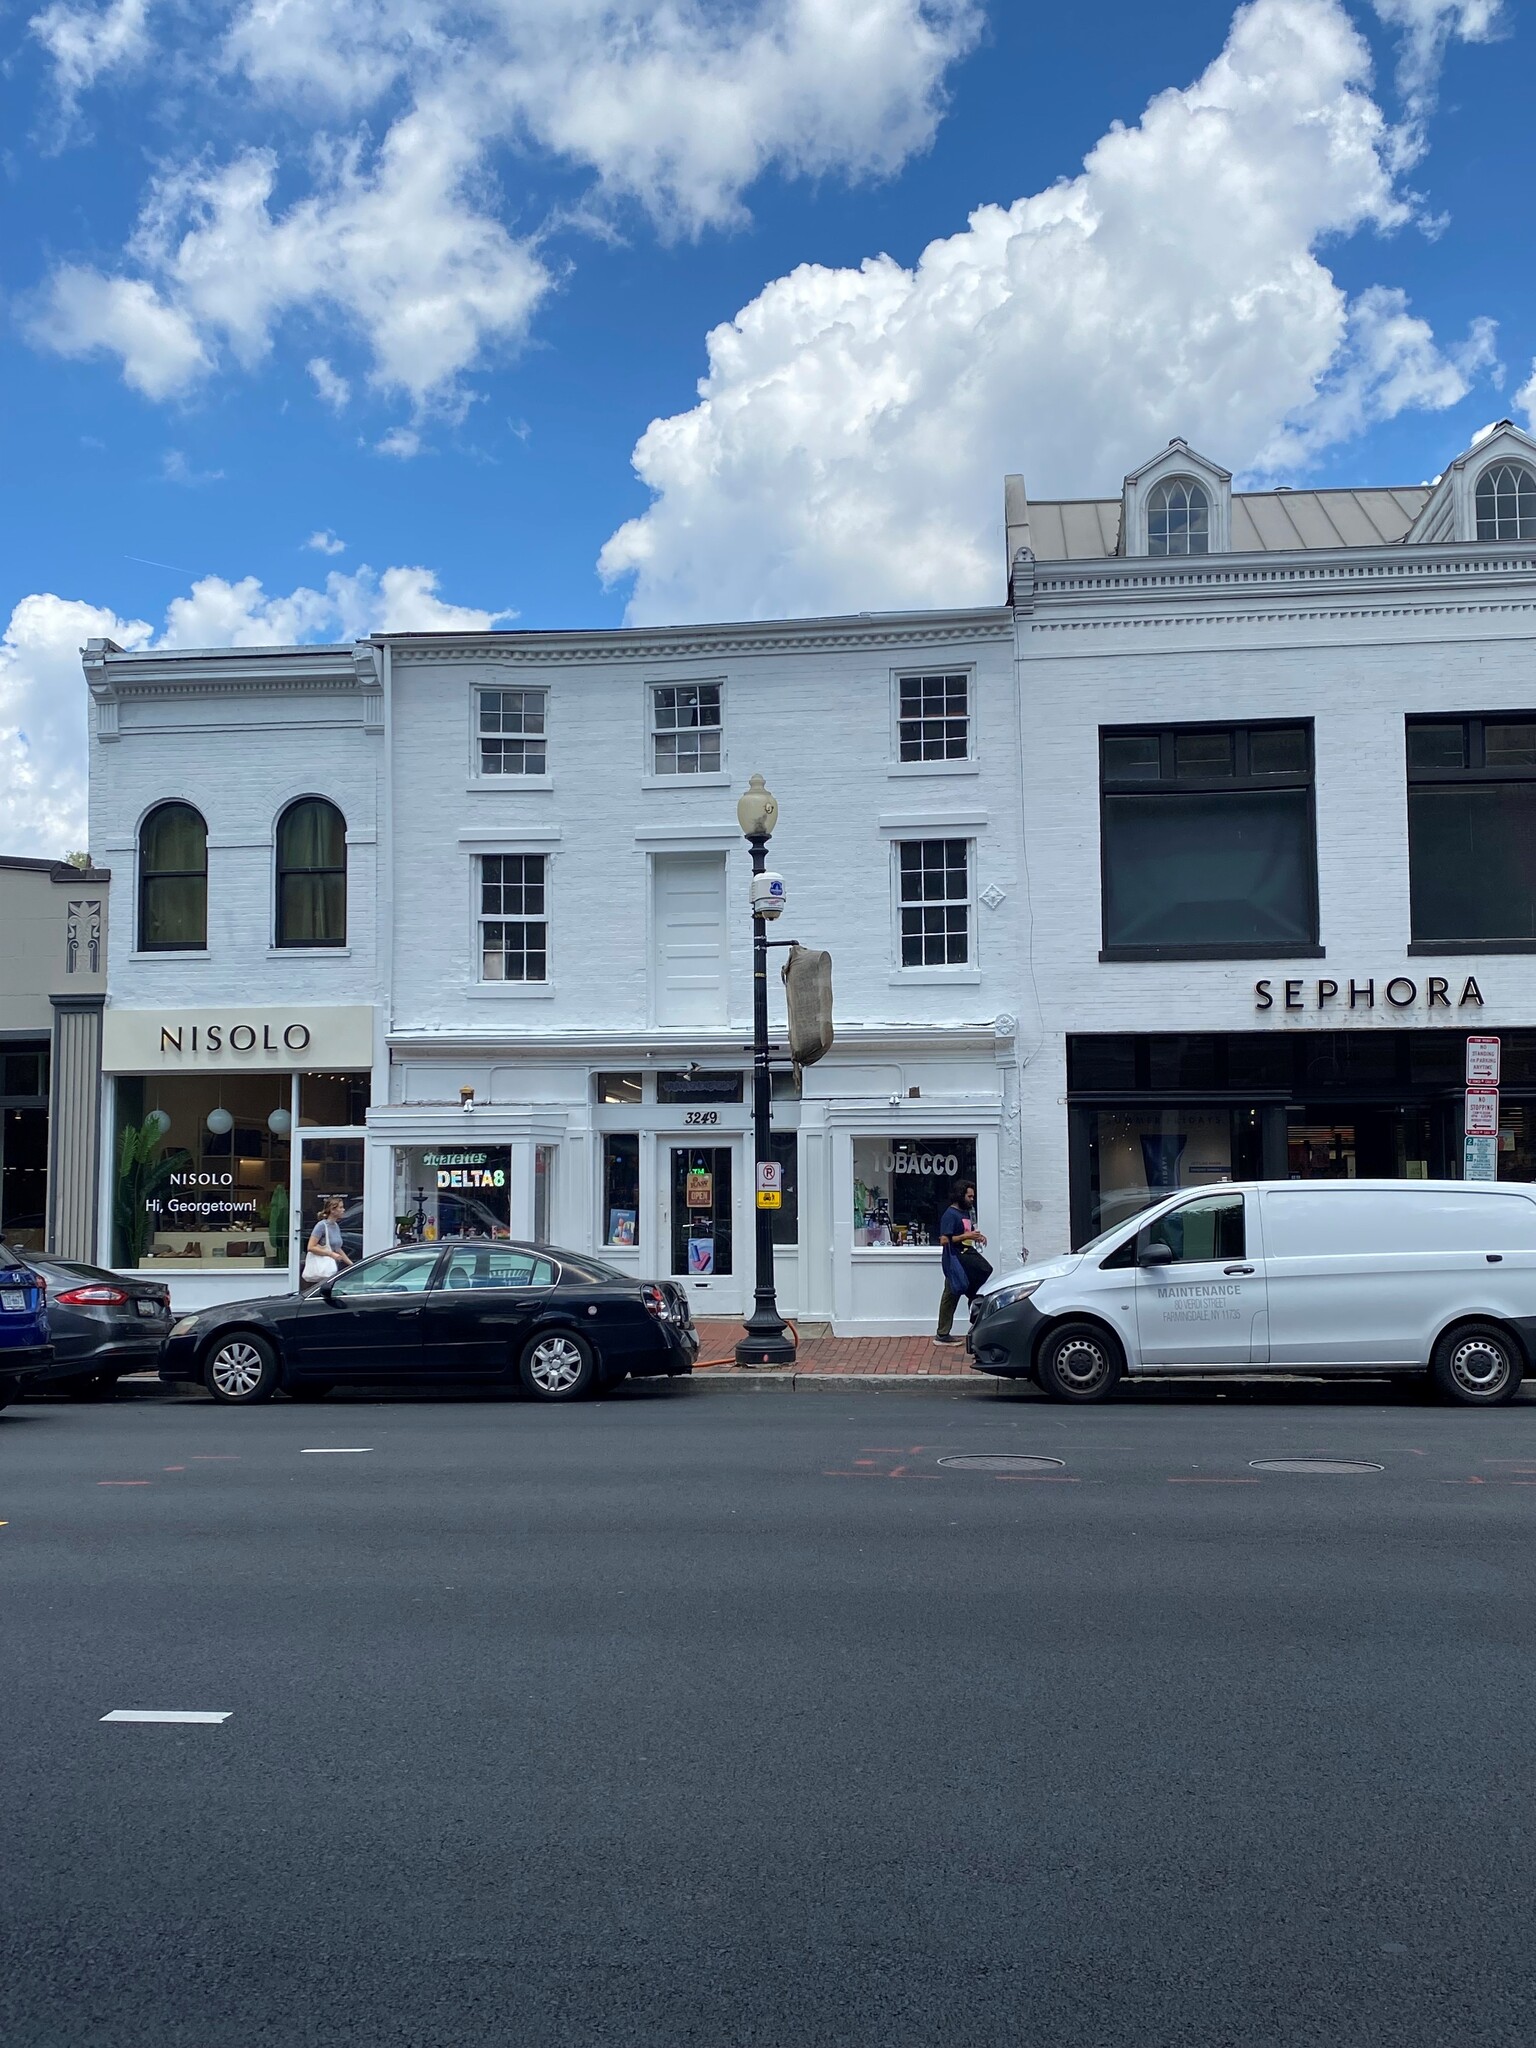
[693,1319,971,1375]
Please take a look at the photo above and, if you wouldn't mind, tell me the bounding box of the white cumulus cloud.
[0,595,152,855]
[0,564,511,854]
[27,1,979,410]
[305,528,346,554]
[1368,0,1503,111]
[29,0,152,105]
[600,0,1502,623]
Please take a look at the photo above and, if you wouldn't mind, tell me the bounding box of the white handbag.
[302,1252,339,1283]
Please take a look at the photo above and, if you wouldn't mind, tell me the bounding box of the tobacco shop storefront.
[100,1005,376,1309]
[1066,1020,1536,1248]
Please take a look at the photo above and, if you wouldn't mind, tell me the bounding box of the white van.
[968,1179,1536,1404]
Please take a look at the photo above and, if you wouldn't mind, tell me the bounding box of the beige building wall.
[0,858,108,1259]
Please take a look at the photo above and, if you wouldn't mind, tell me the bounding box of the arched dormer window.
[1475,462,1536,541]
[1148,477,1210,556]
[276,797,347,947]
[138,802,207,951]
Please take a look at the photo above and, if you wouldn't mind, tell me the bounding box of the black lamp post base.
[735,1309,797,1368]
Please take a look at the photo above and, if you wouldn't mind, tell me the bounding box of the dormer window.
[1148,478,1210,557]
[1475,462,1536,541]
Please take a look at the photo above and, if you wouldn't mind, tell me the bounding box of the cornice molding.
[387,1022,1010,1058]
[388,612,1010,666]
[1015,543,1536,626]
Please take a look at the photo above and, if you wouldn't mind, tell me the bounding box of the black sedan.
[159,1239,698,1404]
[0,1246,172,1397]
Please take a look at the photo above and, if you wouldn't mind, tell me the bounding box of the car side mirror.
[314,1278,337,1301]
[1136,1239,1175,1268]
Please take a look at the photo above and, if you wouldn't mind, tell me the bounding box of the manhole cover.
[1249,1458,1384,1474]
[938,1454,1066,1472]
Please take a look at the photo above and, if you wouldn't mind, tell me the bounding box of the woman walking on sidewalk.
[934,1181,990,1344]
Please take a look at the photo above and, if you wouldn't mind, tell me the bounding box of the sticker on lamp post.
[756,1159,783,1210]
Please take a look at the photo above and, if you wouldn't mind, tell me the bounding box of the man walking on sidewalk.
[934,1181,989,1344]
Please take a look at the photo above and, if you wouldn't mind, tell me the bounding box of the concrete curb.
[680,1371,1003,1393]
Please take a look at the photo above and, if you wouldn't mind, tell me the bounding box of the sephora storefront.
[1066,1025,1536,1247]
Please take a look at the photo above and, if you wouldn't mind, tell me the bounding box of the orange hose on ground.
[695,1319,800,1369]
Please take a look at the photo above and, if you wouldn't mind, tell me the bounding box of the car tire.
[1431,1322,1522,1406]
[519,1329,597,1402]
[286,1382,334,1402]
[204,1331,280,1404]
[1036,1321,1123,1403]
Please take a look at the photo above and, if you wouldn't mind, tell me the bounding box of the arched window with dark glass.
[1474,462,1536,541]
[276,798,347,947]
[1148,477,1211,556]
[138,802,207,951]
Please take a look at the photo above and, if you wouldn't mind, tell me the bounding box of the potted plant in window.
[113,1116,191,1267]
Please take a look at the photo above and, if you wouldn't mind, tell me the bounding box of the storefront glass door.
[666,1144,738,1314]
[294,1135,366,1276]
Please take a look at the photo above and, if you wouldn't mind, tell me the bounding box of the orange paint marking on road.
[163,1465,186,1472]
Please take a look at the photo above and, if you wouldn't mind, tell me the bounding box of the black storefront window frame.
[1406,712,1536,954]
[1065,1030,1536,1246]
[1098,719,1321,962]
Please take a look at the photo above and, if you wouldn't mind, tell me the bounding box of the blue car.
[0,1260,52,1408]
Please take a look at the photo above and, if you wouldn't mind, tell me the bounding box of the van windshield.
[1078,1192,1178,1255]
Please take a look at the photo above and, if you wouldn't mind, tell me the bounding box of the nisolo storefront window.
[113,1074,292,1270]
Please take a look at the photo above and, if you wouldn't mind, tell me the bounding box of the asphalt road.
[4,1379,1536,2048]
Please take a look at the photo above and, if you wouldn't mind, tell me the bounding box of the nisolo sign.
[1255,974,1485,1013]
[102,1005,375,1073]
[159,1021,312,1053]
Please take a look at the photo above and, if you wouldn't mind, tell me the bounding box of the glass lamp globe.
[268,1107,293,1137]
[736,773,778,838]
[206,1106,234,1136]
[145,1108,172,1138]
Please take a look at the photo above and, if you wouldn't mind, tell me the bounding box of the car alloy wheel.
[206,1334,277,1403]
[521,1331,594,1401]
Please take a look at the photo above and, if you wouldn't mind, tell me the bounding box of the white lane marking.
[101,1710,231,1723]
[300,1447,373,1454]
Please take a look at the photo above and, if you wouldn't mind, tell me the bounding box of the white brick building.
[83,418,1536,1328]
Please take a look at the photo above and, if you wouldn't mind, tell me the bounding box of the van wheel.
[1036,1323,1123,1403]
[1431,1323,1522,1406]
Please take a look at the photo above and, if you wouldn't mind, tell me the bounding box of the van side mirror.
[1136,1239,1175,1268]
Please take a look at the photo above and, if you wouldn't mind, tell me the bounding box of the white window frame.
[644,678,728,785]
[890,667,975,773]
[474,850,551,989]
[890,835,977,979]
[469,683,552,788]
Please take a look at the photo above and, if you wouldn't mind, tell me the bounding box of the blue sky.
[0,0,1526,851]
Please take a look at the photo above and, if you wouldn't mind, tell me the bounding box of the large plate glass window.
[1407,715,1536,948]
[275,797,347,948]
[897,672,970,762]
[478,854,548,981]
[897,839,970,966]
[477,688,547,776]
[603,1134,640,1246]
[111,1075,291,1270]
[0,1040,50,1251]
[651,683,721,775]
[393,1147,511,1242]
[1100,722,1317,959]
[1075,1106,1263,1243]
[670,1146,732,1276]
[138,801,207,951]
[852,1136,976,1247]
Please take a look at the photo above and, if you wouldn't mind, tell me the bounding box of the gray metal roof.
[1018,486,1432,562]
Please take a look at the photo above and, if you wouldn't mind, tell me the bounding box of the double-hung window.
[897,839,971,967]
[1407,715,1536,949]
[478,854,547,982]
[651,684,721,775]
[897,672,970,762]
[476,688,547,776]
[1100,722,1318,959]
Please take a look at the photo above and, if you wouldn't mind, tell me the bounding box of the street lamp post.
[735,775,796,1368]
